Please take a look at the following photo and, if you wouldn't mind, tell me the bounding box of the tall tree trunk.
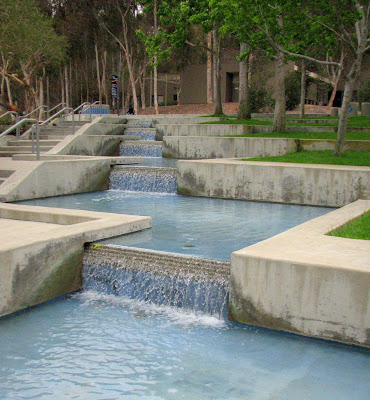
[149,70,153,107]
[5,77,13,106]
[61,72,65,105]
[299,60,306,118]
[39,75,44,120]
[140,73,146,110]
[95,43,102,104]
[237,42,251,120]
[65,65,70,107]
[272,50,286,132]
[102,50,108,104]
[334,9,368,156]
[207,32,213,104]
[212,29,223,116]
[46,75,50,108]
[154,60,159,114]
[327,74,341,108]
[153,0,159,115]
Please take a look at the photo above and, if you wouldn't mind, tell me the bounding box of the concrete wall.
[0,203,151,317]
[164,137,298,159]
[164,136,370,159]
[229,200,370,348]
[50,135,121,156]
[0,158,112,202]
[177,159,369,207]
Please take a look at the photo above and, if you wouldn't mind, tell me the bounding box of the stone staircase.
[0,121,86,157]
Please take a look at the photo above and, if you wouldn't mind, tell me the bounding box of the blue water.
[120,143,163,157]
[124,130,156,141]
[19,191,331,261]
[110,167,177,194]
[0,293,369,399]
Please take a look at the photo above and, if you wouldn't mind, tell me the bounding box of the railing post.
[72,111,75,134]
[31,125,35,154]
[16,114,20,139]
[36,122,40,161]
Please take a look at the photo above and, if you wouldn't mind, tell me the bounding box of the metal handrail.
[66,102,91,122]
[41,107,75,134]
[21,105,48,120]
[0,111,20,138]
[0,118,40,160]
[48,102,66,119]
[83,101,102,121]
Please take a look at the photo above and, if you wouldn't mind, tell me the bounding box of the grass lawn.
[201,118,272,125]
[243,150,370,166]
[328,211,370,240]
[202,116,370,129]
[223,131,370,140]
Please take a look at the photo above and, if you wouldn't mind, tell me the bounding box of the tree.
[0,0,66,112]
[218,0,370,153]
[156,0,226,115]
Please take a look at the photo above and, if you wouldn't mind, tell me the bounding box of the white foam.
[73,291,226,329]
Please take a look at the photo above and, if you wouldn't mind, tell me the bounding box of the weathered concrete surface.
[164,137,298,159]
[0,203,151,317]
[177,159,369,207]
[50,135,122,156]
[229,200,370,348]
[164,136,370,159]
[158,124,248,138]
[0,157,113,202]
[158,123,368,138]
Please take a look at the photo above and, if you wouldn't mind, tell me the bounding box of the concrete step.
[0,150,50,157]
[0,146,54,152]
[41,129,75,135]
[0,170,14,178]
[7,140,61,147]
[51,121,86,127]
[39,135,68,140]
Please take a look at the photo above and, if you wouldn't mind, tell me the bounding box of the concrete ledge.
[177,159,369,207]
[158,123,368,138]
[163,136,370,159]
[229,200,370,348]
[0,203,152,317]
[164,136,298,159]
[0,157,113,202]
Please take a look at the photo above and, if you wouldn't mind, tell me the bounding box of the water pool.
[1,293,369,400]
[20,190,331,261]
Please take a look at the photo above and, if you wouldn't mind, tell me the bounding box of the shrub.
[285,71,301,111]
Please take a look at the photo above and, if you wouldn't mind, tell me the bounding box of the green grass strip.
[243,150,370,166]
[223,131,370,140]
[202,116,370,128]
[328,211,370,240]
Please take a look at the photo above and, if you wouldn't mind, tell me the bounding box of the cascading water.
[110,166,177,193]
[124,127,157,141]
[83,245,230,318]
[120,140,163,157]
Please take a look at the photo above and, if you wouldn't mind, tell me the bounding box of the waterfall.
[110,166,177,193]
[120,140,163,157]
[124,128,156,141]
[83,245,230,318]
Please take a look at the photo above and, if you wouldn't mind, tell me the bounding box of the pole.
[117,42,120,116]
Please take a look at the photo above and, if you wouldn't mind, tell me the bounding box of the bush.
[285,71,301,111]
[249,88,273,112]
[357,79,370,105]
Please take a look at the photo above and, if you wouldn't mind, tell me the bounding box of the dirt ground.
[136,102,331,115]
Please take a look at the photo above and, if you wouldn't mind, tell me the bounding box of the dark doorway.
[225,72,239,102]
